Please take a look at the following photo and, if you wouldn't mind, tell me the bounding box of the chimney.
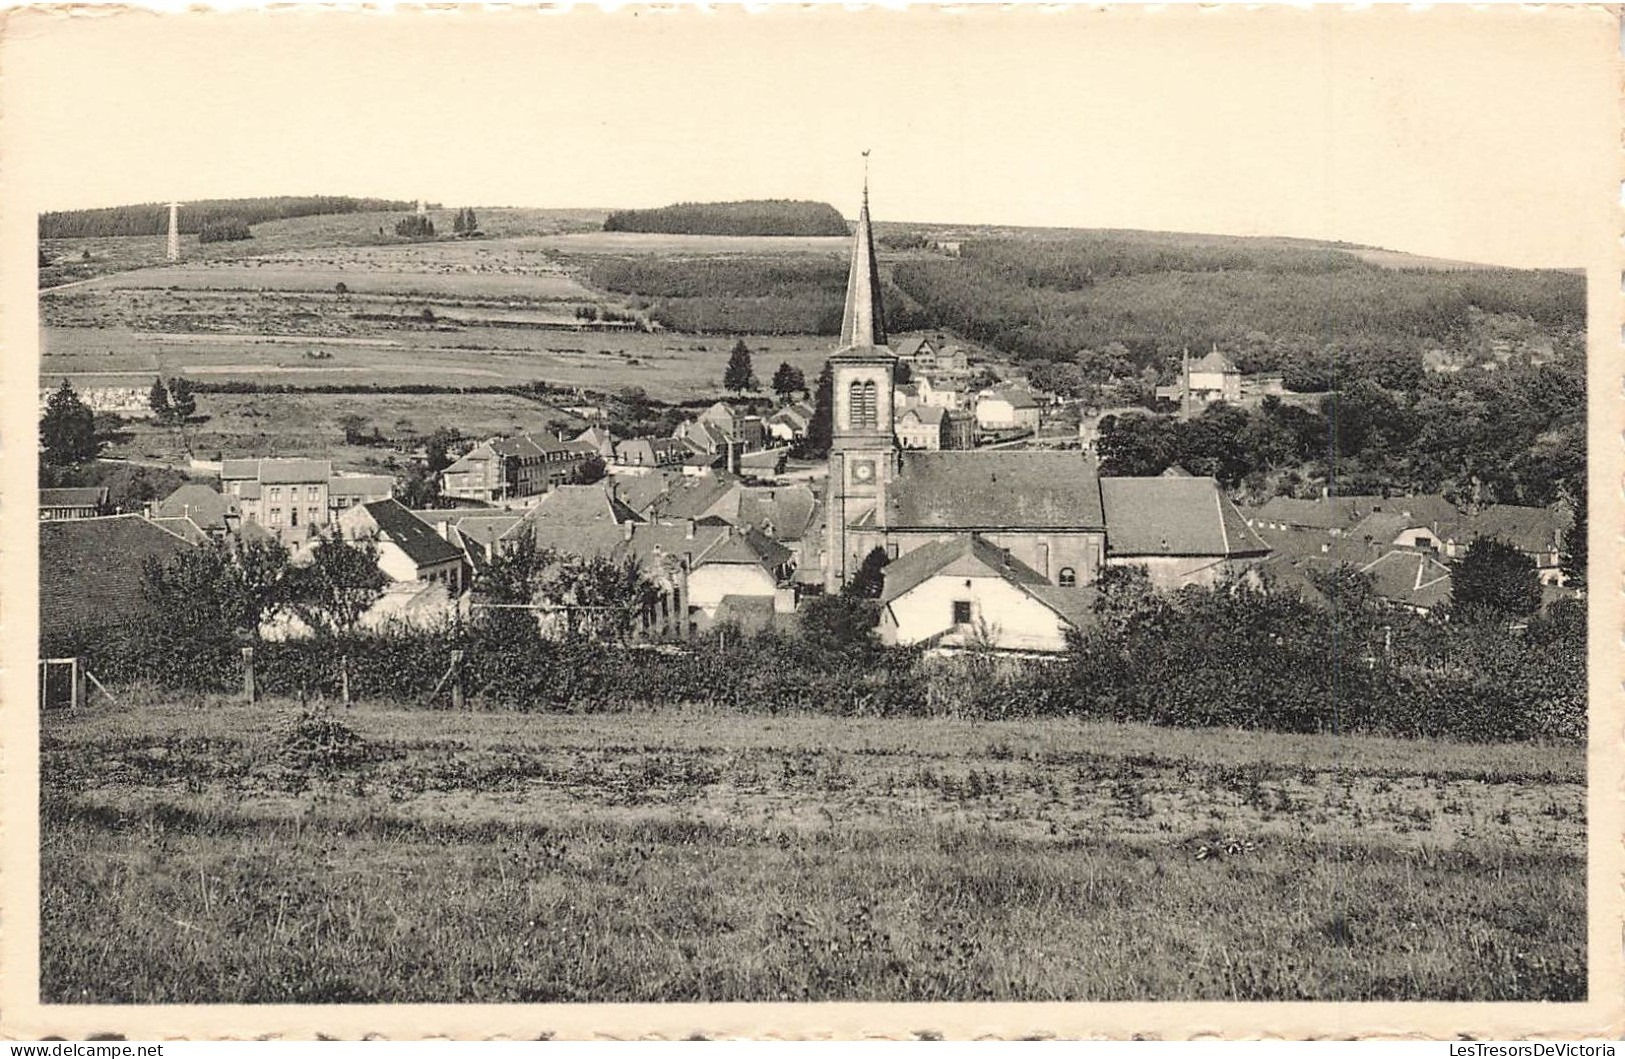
[685,519,696,540]
[623,520,635,542]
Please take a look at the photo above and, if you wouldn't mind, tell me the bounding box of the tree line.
[1095,348,1584,510]
[889,237,1583,373]
[39,196,417,239]
[602,200,849,237]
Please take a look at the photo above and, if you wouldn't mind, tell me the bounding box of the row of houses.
[1243,493,1574,584]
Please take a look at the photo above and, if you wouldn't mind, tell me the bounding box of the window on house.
[290,508,299,527]
[1058,567,1077,588]
[270,487,282,501]
[270,507,282,526]
[309,507,321,524]
[951,600,972,626]
[308,486,319,501]
[887,543,899,560]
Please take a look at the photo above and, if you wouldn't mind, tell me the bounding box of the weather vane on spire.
[862,149,871,206]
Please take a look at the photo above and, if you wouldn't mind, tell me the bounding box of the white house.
[975,390,1041,432]
[338,498,468,594]
[877,535,1094,653]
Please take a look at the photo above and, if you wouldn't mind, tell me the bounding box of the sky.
[2,6,1616,267]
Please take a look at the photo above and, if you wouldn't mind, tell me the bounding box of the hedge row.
[58,608,1585,743]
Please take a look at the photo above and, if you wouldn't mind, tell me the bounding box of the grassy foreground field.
[41,700,1585,1003]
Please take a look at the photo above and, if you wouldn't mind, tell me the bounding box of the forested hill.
[602,200,849,237]
[39,196,419,239]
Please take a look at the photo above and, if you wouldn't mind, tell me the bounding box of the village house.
[150,483,238,536]
[615,436,693,470]
[891,335,937,368]
[877,534,1096,653]
[441,433,598,502]
[338,498,469,594]
[221,459,394,544]
[39,514,196,651]
[894,405,971,451]
[1436,504,1574,583]
[914,373,968,411]
[39,486,109,521]
[767,401,815,442]
[1156,348,1243,412]
[683,402,768,453]
[328,474,396,517]
[974,389,1042,433]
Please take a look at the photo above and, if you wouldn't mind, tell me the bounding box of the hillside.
[39,195,420,240]
[603,199,849,237]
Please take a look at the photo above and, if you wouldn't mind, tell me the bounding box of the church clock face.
[852,459,876,484]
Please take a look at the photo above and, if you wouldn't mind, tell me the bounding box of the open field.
[40,207,608,289]
[43,325,841,403]
[41,700,1585,1003]
[96,391,584,470]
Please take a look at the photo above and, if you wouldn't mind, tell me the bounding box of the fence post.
[450,649,465,711]
[70,657,86,710]
[341,654,351,709]
[241,646,256,704]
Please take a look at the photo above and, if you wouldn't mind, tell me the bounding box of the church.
[818,182,1269,632]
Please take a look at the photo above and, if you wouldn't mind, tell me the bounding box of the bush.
[68,578,1583,744]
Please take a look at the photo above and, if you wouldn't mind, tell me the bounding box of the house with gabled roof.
[767,401,815,442]
[339,498,469,594]
[974,389,1041,433]
[152,483,237,535]
[878,534,1096,653]
[1099,477,1271,589]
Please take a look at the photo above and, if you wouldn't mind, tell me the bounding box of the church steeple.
[838,159,888,351]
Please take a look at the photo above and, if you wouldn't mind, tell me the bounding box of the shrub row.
[60,602,1585,743]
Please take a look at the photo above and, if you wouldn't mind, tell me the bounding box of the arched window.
[1058,567,1077,588]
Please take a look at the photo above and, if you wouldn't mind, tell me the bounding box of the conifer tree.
[723,340,758,393]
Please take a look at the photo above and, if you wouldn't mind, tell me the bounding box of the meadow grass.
[39,700,1585,1003]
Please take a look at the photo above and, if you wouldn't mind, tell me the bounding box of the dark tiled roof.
[1357,550,1453,611]
[219,459,260,480]
[899,406,946,426]
[646,475,738,521]
[40,487,108,508]
[502,485,640,538]
[153,484,236,530]
[358,499,464,568]
[1191,350,1239,374]
[149,516,211,545]
[880,535,1049,604]
[886,451,1105,531]
[734,483,818,542]
[1442,504,1568,554]
[329,474,395,497]
[257,458,333,484]
[697,527,792,572]
[40,515,195,644]
[1100,477,1270,557]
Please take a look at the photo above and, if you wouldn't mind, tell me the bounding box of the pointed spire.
[839,154,887,351]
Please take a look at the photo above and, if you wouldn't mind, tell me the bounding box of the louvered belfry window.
[849,379,878,429]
